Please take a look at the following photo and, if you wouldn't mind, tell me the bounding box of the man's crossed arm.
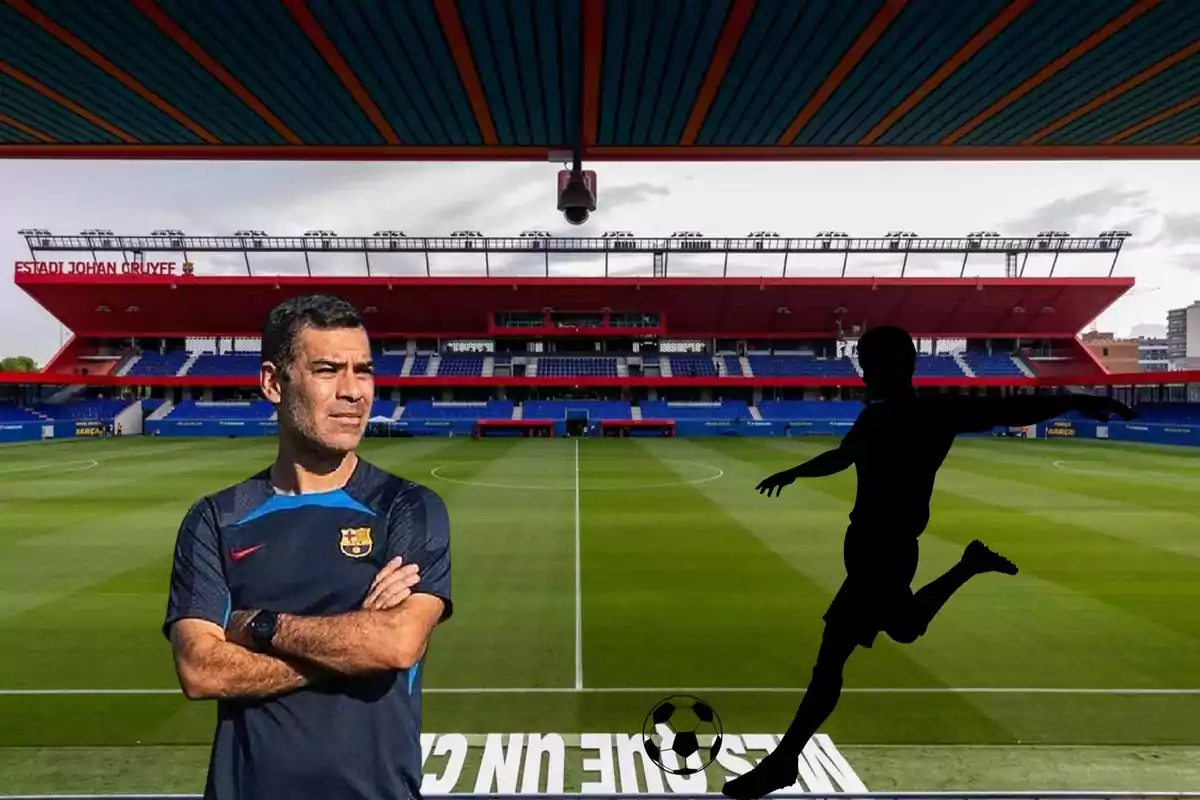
[170,558,432,701]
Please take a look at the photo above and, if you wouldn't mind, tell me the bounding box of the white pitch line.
[574,437,583,692]
[5,686,1200,696]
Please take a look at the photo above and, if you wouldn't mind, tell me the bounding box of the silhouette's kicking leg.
[721,627,858,800]
[889,539,1018,642]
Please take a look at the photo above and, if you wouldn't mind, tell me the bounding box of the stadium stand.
[669,355,718,376]
[410,355,431,376]
[747,355,857,377]
[537,358,618,377]
[374,355,408,376]
[166,401,275,420]
[964,352,1026,377]
[0,404,43,422]
[126,350,190,376]
[33,399,131,420]
[402,400,513,419]
[370,400,398,418]
[757,400,862,420]
[523,400,631,420]
[436,356,485,376]
[639,400,750,419]
[722,356,745,376]
[187,354,262,376]
[914,355,967,377]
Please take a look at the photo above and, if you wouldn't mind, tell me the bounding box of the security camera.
[558,169,597,226]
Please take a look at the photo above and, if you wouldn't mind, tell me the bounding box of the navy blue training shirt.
[163,457,452,800]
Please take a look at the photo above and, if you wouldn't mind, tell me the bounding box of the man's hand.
[362,558,421,610]
[757,468,797,497]
[1075,395,1135,422]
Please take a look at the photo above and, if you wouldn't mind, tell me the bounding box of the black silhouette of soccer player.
[722,326,1134,800]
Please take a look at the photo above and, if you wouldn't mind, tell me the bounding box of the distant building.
[1167,302,1200,369]
[1138,338,1170,372]
[1080,331,1139,373]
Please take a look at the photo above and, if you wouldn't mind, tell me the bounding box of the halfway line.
[574,438,583,691]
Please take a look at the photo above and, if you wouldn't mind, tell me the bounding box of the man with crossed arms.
[164,294,452,800]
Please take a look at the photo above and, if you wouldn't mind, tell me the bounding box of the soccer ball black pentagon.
[641,694,724,775]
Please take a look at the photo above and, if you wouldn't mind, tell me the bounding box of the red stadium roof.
[15,274,1133,339]
[1,0,1199,161]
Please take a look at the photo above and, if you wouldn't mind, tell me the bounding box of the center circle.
[428,457,724,491]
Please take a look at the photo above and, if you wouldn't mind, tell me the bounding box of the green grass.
[1,434,1199,793]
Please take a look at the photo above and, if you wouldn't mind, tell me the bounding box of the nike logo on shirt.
[230,544,266,561]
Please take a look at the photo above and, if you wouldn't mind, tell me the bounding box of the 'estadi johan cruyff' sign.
[416,732,866,794]
[14,260,195,277]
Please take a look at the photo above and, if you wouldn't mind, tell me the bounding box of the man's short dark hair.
[262,294,364,374]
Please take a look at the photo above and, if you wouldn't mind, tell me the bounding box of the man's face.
[264,325,374,456]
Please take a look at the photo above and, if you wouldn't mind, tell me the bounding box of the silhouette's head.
[856,325,916,401]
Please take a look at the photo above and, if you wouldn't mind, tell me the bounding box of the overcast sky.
[4,159,1200,363]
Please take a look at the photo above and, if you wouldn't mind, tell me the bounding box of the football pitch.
[1,434,1199,794]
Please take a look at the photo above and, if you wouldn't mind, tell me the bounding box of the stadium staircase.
[512,404,523,420]
[750,406,764,420]
[739,356,753,376]
[850,355,863,377]
[45,384,87,404]
[526,359,539,377]
[394,405,406,419]
[616,359,628,377]
[659,357,672,377]
[954,353,976,377]
[483,356,495,377]
[146,400,174,421]
[400,356,414,377]
[716,356,728,376]
[114,352,140,376]
[178,354,200,375]
[1014,355,1036,377]
[631,406,643,420]
[427,355,441,376]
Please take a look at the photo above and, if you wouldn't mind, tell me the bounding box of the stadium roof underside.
[15,275,1132,338]
[2,0,1199,162]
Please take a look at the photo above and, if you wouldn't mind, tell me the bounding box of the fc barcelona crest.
[339,527,373,558]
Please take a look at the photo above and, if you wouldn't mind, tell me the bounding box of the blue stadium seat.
[0,404,44,421]
[757,401,862,420]
[639,400,749,420]
[747,355,857,377]
[187,354,261,376]
[33,399,131,420]
[402,400,513,419]
[522,400,631,420]
[437,356,484,376]
[722,356,743,376]
[127,350,190,376]
[374,355,407,376]
[410,356,431,376]
[914,355,967,377]
[964,353,1025,377]
[371,400,398,418]
[536,358,617,377]
[669,355,717,377]
[167,401,275,420]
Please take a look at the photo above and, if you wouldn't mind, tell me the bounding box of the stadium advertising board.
[1046,420,1076,437]
[417,733,864,794]
[14,260,192,276]
[74,421,107,437]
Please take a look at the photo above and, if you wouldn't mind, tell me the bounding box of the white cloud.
[3,158,1199,362]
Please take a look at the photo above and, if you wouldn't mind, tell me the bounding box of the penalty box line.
[4,687,1200,696]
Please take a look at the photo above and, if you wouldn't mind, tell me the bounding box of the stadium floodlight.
[519,230,551,237]
[450,230,483,237]
[373,230,406,237]
[601,230,633,237]
[968,230,1000,238]
[747,231,780,237]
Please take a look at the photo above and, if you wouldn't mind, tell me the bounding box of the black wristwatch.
[248,609,278,651]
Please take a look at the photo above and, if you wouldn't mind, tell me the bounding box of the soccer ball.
[641,694,724,775]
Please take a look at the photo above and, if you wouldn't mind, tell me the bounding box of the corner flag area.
[1,435,1198,794]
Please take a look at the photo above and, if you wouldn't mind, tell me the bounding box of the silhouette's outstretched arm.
[757,431,860,496]
[950,393,1133,434]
